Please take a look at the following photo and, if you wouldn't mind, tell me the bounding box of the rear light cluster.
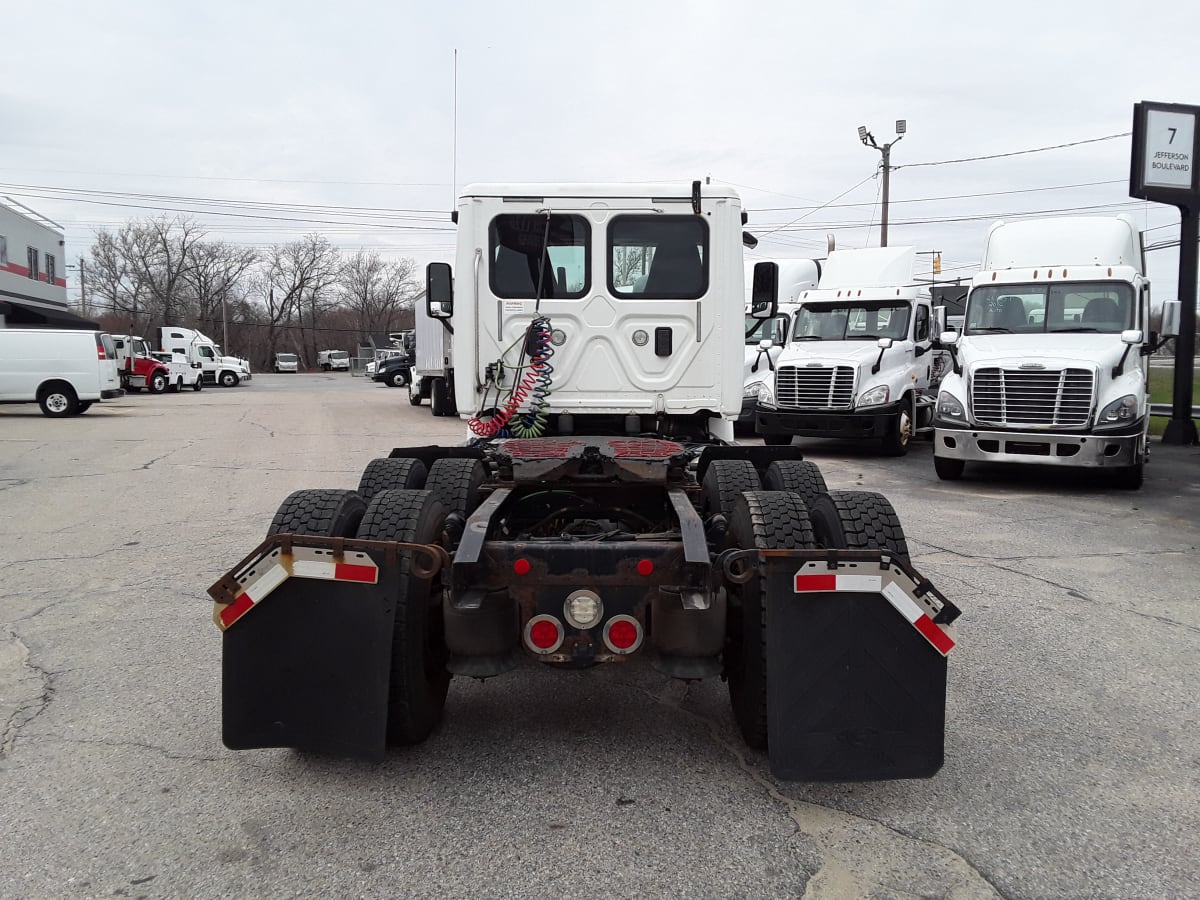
[522,610,643,656]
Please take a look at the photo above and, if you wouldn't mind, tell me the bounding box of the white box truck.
[159,327,252,387]
[933,215,1174,489]
[318,350,350,371]
[410,290,455,415]
[755,246,947,455]
[0,328,124,416]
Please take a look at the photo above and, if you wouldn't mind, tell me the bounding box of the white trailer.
[933,215,1175,489]
[0,198,67,311]
[755,246,946,455]
[410,289,455,415]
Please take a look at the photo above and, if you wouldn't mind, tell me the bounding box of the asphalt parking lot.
[1,373,1198,899]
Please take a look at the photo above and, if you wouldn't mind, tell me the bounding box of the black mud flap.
[763,556,953,781]
[216,542,404,760]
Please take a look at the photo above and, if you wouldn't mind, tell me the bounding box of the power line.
[896,132,1131,169]
[754,171,878,239]
[750,179,1127,213]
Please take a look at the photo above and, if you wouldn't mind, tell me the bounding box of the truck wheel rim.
[48,394,68,412]
[899,410,912,445]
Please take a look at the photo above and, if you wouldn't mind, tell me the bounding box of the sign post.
[1130,100,1200,445]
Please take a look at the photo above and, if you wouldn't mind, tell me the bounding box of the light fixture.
[895,119,907,135]
[857,125,868,141]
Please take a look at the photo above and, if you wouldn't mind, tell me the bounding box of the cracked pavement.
[1,376,1197,899]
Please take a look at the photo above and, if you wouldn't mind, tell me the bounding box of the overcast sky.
[3,0,1198,302]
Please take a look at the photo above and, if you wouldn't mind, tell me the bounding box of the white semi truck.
[933,215,1176,489]
[740,258,822,430]
[409,288,455,415]
[209,182,963,782]
[755,246,946,455]
[159,327,252,387]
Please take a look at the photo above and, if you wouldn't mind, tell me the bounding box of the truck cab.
[273,353,300,373]
[755,247,945,455]
[933,216,1165,489]
[159,327,252,387]
[427,182,747,439]
[740,258,821,430]
[112,334,172,394]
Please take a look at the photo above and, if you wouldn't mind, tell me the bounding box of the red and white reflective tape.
[793,570,956,656]
[216,548,378,630]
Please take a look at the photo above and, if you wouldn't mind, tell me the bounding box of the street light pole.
[858,120,906,247]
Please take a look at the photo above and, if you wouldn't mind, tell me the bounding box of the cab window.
[489,214,589,299]
[609,216,708,299]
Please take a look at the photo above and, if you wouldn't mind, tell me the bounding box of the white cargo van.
[0,328,124,416]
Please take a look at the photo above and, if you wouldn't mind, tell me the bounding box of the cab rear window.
[489,214,589,299]
[608,216,708,299]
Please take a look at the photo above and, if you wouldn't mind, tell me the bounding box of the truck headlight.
[1096,394,1139,429]
[857,385,890,408]
[745,381,774,406]
[937,391,966,423]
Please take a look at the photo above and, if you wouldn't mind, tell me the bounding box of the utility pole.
[858,120,906,247]
[77,255,87,316]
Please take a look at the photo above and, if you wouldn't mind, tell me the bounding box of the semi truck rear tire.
[808,490,910,563]
[701,459,761,520]
[424,458,488,520]
[357,489,451,746]
[266,488,367,538]
[762,460,827,510]
[726,490,816,750]
[357,457,428,502]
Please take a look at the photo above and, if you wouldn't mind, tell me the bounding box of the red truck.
[111,334,171,393]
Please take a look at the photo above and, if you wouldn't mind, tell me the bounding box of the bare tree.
[340,251,420,338]
[186,241,259,345]
[85,228,152,333]
[120,216,207,327]
[261,235,341,361]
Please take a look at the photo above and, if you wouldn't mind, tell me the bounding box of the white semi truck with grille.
[209,182,962,781]
[932,215,1177,489]
[754,246,946,455]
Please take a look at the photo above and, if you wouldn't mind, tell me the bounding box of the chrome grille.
[971,367,1094,427]
[775,365,856,409]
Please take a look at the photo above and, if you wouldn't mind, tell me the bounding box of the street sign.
[1130,101,1200,202]
[1130,100,1200,445]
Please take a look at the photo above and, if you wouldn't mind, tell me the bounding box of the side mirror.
[426,262,453,318]
[758,338,774,350]
[1160,300,1180,338]
[933,306,947,338]
[1121,329,1143,345]
[876,337,894,350]
[749,261,779,319]
[939,331,960,347]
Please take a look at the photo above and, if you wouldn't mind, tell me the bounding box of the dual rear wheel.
[267,456,489,748]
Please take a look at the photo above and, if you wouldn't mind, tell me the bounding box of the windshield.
[745,314,789,345]
[278,354,298,362]
[965,282,1134,334]
[792,302,910,341]
[331,351,348,359]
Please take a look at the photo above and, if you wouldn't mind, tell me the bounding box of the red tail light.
[603,615,643,654]
[524,615,563,654]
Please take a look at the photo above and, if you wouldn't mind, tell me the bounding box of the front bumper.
[933,423,1142,467]
[756,401,902,439]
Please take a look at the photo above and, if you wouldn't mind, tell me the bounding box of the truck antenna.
[451,48,458,217]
